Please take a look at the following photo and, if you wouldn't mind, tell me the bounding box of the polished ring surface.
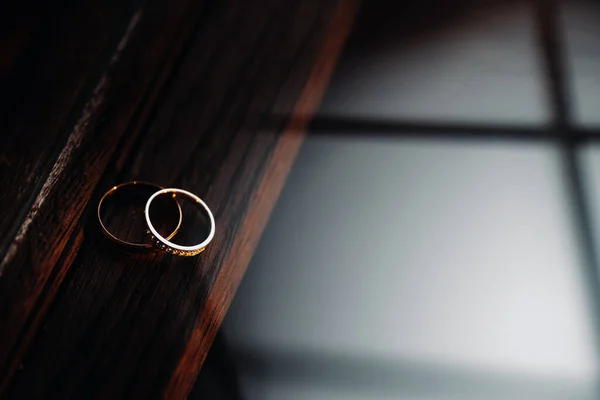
[145,188,215,256]
[98,181,182,250]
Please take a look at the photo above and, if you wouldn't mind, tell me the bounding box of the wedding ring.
[145,188,215,256]
[98,181,182,250]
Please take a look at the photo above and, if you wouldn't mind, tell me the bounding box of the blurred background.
[197,0,600,398]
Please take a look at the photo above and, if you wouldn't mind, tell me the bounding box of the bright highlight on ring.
[145,188,215,256]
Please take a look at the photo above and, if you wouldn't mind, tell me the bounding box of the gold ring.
[145,188,215,256]
[98,181,182,250]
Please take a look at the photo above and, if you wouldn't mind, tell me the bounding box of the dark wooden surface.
[0,0,358,397]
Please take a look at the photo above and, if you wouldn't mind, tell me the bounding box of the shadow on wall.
[319,0,550,125]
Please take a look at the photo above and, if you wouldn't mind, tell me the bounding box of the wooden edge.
[164,0,361,397]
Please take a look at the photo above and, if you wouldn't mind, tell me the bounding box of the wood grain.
[0,0,137,254]
[0,0,212,392]
[0,0,359,398]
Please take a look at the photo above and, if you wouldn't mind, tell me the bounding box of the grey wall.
[223,1,600,399]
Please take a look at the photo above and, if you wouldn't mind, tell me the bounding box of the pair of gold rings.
[97,182,215,256]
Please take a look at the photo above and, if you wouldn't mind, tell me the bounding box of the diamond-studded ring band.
[145,188,215,256]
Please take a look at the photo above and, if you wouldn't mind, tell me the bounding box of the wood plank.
[0,0,212,391]
[0,0,136,253]
[1,0,359,398]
